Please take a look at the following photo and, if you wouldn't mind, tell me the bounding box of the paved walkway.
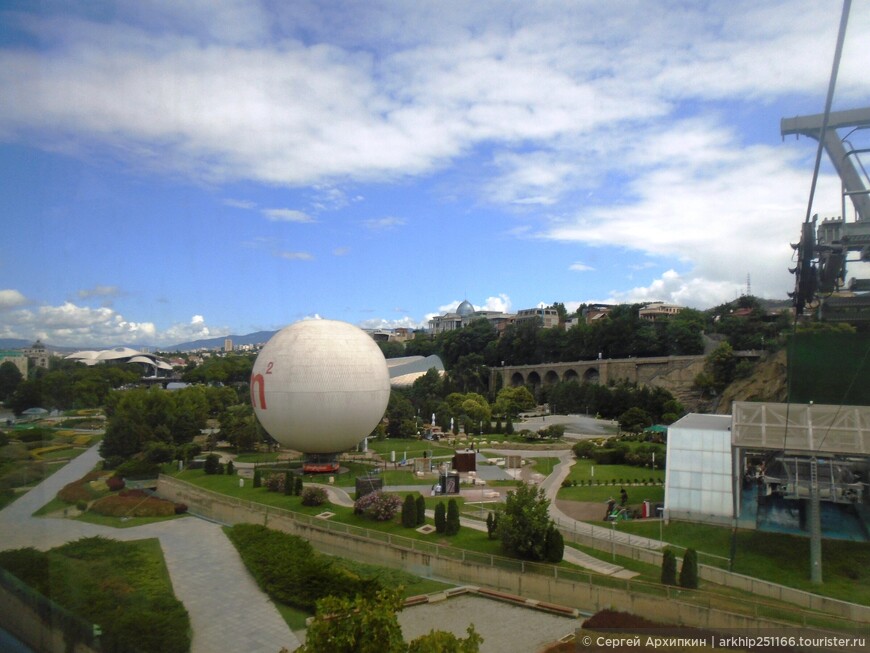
[1,440,660,652]
[539,449,664,560]
[0,445,300,653]
[321,459,638,579]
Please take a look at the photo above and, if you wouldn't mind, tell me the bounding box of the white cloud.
[537,119,844,305]
[364,216,406,230]
[359,315,422,331]
[607,269,744,309]
[0,289,28,309]
[276,251,314,261]
[262,208,315,223]
[569,262,594,272]
[224,198,257,209]
[480,294,512,313]
[428,294,512,322]
[0,300,240,348]
[77,285,121,300]
[4,1,864,193]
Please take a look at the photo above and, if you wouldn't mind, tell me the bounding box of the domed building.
[428,300,514,335]
[456,299,475,317]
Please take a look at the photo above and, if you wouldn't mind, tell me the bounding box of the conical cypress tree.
[446,499,460,535]
[434,502,446,534]
[544,525,564,563]
[679,548,699,589]
[402,494,417,528]
[415,495,427,526]
[661,548,677,585]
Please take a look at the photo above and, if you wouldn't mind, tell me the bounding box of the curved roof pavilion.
[66,348,173,373]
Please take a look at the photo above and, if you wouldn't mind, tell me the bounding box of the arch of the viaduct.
[493,355,706,394]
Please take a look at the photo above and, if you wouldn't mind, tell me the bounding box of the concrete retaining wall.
[556,520,870,624]
[157,476,866,634]
[0,581,98,653]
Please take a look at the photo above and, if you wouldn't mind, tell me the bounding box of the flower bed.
[90,490,178,518]
[30,444,72,460]
[58,471,106,503]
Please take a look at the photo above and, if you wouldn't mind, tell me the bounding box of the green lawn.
[174,466,870,612]
[528,457,561,476]
[233,451,282,463]
[564,458,664,484]
[366,439,455,459]
[617,520,870,606]
[75,511,189,529]
[558,484,664,504]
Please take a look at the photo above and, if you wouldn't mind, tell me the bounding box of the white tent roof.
[731,401,870,456]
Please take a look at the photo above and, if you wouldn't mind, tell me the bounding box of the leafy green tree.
[409,368,444,424]
[181,354,255,385]
[144,441,175,464]
[203,454,222,475]
[101,413,151,461]
[8,378,43,415]
[445,498,460,535]
[377,340,406,359]
[0,361,23,403]
[665,309,706,354]
[679,548,699,589]
[284,472,293,496]
[618,407,652,433]
[661,548,678,585]
[408,625,483,653]
[706,342,737,392]
[386,391,416,438]
[301,589,406,653]
[498,482,554,561]
[434,502,446,534]
[494,386,535,418]
[220,404,262,452]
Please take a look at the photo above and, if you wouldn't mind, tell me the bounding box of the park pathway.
[0,444,300,653]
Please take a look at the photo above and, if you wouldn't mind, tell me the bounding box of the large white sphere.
[250,319,390,453]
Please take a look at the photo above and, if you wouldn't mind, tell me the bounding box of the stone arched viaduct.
[491,355,707,397]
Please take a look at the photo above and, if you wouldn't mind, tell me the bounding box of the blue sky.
[2,1,869,348]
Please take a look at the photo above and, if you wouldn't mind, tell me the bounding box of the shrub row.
[227,523,380,612]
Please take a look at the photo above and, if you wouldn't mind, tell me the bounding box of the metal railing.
[161,475,868,631]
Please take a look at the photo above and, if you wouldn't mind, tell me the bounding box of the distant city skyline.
[2,2,869,347]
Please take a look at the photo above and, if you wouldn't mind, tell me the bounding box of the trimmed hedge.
[226,524,380,612]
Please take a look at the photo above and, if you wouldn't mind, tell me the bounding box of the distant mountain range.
[0,331,278,354]
[161,331,277,352]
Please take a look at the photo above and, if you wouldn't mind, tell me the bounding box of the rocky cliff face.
[713,349,788,414]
